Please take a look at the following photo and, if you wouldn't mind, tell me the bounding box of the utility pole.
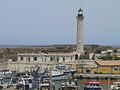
[107,77,110,90]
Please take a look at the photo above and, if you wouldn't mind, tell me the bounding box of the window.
[50,57,53,62]
[34,57,37,61]
[28,57,30,62]
[63,57,65,62]
[75,54,78,60]
[57,57,59,62]
[20,57,23,61]
[113,67,119,70]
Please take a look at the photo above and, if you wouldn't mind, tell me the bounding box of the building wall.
[7,60,78,72]
[6,52,78,72]
[77,65,120,74]
[112,67,120,74]
[7,62,57,72]
[91,68,97,74]
[92,66,120,74]
[18,55,75,63]
[98,67,112,74]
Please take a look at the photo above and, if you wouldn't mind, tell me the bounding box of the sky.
[0,0,120,46]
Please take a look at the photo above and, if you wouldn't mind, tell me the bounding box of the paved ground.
[5,87,17,90]
[5,87,38,90]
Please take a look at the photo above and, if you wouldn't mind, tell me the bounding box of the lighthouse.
[76,8,84,53]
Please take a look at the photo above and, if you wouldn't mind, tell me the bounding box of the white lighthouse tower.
[76,8,84,53]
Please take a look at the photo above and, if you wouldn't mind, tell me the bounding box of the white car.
[111,81,120,90]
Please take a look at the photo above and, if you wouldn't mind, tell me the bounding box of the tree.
[113,49,118,53]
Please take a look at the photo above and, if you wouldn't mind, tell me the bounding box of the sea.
[0,45,30,48]
[0,45,120,48]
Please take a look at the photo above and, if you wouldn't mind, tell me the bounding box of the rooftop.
[95,60,120,66]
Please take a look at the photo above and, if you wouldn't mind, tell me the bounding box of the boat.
[111,80,120,90]
[8,77,19,88]
[55,65,76,75]
[8,72,30,87]
[0,70,15,78]
[59,78,78,90]
[16,75,34,90]
[83,81,103,90]
[0,78,8,89]
[38,77,55,90]
[43,65,74,80]
[44,70,70,80]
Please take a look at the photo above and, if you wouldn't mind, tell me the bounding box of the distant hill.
[112,45,120,48]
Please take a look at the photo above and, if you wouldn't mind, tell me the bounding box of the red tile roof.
[95,60,120,66]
